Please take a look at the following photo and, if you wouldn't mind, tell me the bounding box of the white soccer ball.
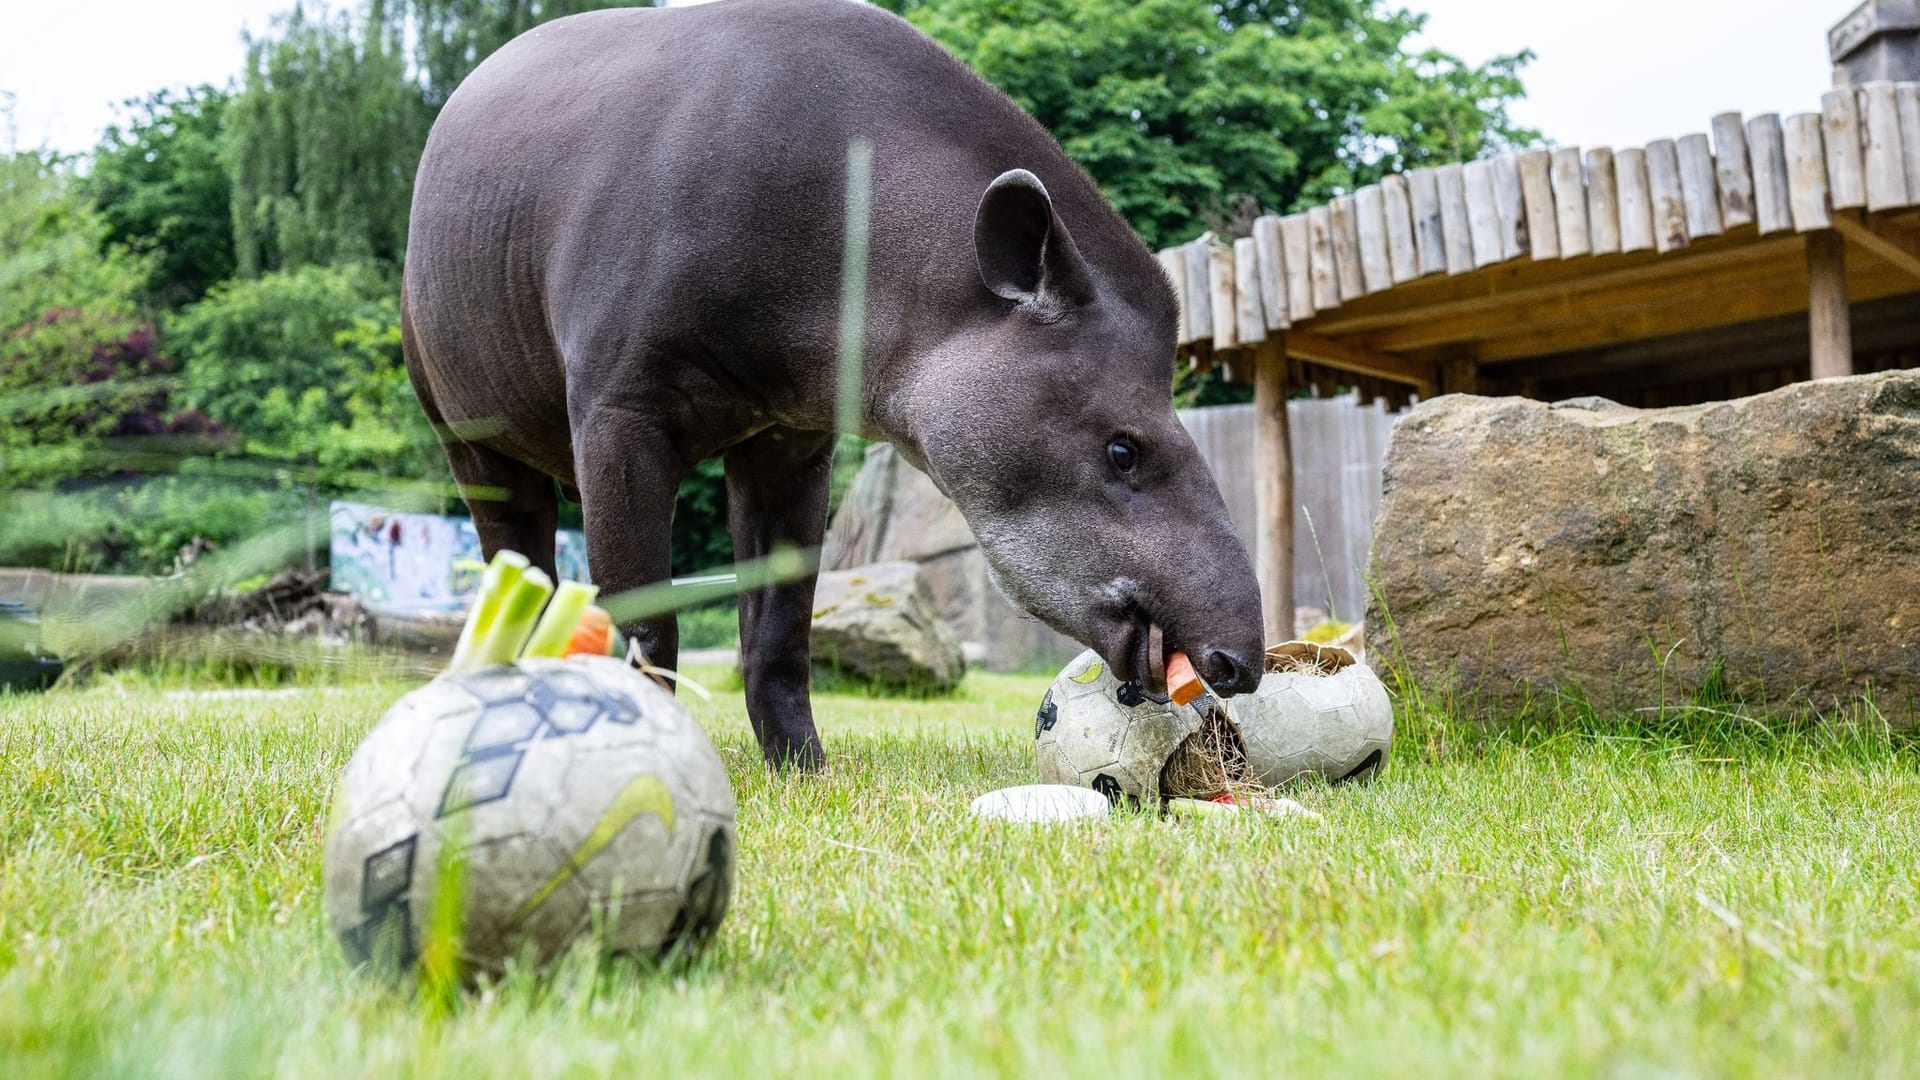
[1033,649,1227,804]
[1228,642,1394,786]
[322,655,736,979]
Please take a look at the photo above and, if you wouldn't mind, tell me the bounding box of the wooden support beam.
[1281,329,1435,395]
[1253,339,1294,645]
[1807,230,1852,379]
[1831,210,1920,281]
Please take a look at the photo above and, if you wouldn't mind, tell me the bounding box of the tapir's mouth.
[1105,608,1168,696]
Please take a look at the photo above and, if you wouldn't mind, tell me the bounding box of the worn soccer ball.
[322,655,736,979]
[1227,642,1394,786]
[1033,649,1239,804]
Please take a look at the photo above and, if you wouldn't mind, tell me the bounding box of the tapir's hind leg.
[725,427,834,770]
[405,348,559,578]
[442,441,560,580]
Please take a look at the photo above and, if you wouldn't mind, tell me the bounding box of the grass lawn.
[3,665,1917,1078]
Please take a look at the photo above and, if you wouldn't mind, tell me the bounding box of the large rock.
[810,561,967,692]
[824,443,1079,672]
[1370,372,1920,723]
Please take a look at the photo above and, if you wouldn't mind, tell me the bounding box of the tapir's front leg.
[725,427,835,770]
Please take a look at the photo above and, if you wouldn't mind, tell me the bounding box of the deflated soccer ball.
[1033,649,1245,804]
[322,655,736,979]
[1228,642,1394,786]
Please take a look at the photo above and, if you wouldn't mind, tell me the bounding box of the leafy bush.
[167,262,447,489]
[0,478,307,576]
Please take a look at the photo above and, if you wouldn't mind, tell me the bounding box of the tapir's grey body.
[404,0,1263,766]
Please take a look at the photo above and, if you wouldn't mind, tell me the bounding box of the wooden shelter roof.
[1162,81,1920,409]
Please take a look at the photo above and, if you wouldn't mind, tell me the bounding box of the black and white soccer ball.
[1228,643,1394,786]
[1032,649,1217,804]
[322,655,736,978]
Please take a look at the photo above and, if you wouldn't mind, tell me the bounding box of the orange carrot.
[565,606,613,658]
[1167,650,1204,706]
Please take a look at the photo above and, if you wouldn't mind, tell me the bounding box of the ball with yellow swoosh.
[323,654,736,980]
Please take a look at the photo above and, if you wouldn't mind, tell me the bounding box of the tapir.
[402,0,1266,767]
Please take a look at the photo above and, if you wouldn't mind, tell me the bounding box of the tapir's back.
[403,0,1161,475]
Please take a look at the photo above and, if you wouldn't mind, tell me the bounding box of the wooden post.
[1382,174,1420,284]
[1807,230,1852,380]
[1615,147,1655,252]
[1747,114,1794,235]
[1585,148,1621,254]
[1354,184,1394,294]
[1645,138,1691,253]
[1549,148,1590,257]
[1253,338,1294,645]
[1408,168,1448,276]
[1677,133,1725,238]
[1712,111,1756,228]
[1860,81,1910,211]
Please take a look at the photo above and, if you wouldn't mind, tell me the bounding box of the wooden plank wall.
[1156,80,1920,362]
[1179,398,1400,627]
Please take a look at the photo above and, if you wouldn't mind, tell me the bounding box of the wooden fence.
[1180,396,1400,628]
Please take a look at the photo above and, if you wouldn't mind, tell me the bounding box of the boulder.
[810,561,967,692]
[1370,371,1920,723]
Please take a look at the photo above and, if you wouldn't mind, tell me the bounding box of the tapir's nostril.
[1203,648,1262,696]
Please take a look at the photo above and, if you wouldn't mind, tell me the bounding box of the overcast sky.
[2,0,1842,158]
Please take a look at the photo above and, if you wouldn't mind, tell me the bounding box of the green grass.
[3,667,1918,1078]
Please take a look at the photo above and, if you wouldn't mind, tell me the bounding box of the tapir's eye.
[1108,438,1138,473]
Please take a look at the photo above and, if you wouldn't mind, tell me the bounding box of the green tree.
[225,3,425,276]
[85,87,237,307]
[225,0,653,277]
[880,0,1536,249]
[0,150,170,486]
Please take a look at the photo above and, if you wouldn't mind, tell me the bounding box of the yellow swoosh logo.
[1069,660,1104,684]
[513,774,675,924]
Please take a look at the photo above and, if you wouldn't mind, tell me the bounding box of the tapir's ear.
[974,169,1095,312]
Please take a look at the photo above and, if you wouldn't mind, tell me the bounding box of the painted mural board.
[329,500,589,613]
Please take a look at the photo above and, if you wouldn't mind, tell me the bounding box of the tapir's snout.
[1198,646,1263,697]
